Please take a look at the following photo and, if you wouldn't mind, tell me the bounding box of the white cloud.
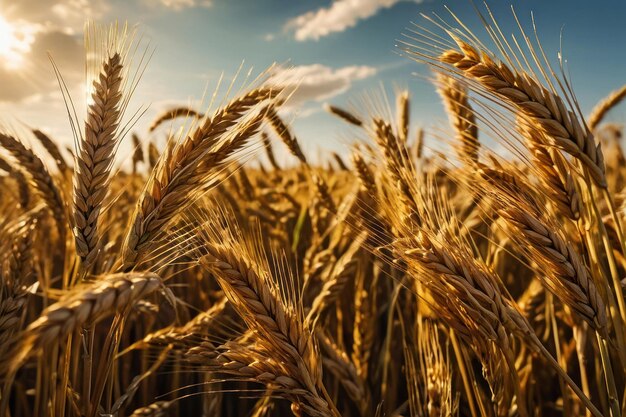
[266,64,377,107]
[160,0,213,10]
[286,0,420,41]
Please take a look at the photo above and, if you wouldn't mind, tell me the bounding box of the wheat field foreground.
[0,4,625,417]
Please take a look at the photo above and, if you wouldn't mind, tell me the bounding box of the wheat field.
[1,6,625,417]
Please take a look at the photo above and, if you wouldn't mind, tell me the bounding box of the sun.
[0,14,33,70]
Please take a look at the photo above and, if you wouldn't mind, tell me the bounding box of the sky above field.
[0,0,625,162]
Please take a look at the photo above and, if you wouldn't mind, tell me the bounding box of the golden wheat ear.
[0,271,164,404]
[588,84,626,130]
[130,132,143,173]
[396,90,410,143]
[324,103,363,127]
[435,74,478,166]
[31,129,70,176]
[400,10,607,189]
[70,22,147,276]
[0,133,66,237]
[119,67,282,271]
[149,106,203,132]
[191,209,339,417]
[403,318,457,417]
[0,154,30,208]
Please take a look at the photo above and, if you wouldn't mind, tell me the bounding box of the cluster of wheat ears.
[1,7,626,417]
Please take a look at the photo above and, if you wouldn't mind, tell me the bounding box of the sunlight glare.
[0,14,33,70]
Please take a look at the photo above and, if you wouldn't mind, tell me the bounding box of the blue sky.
[1,0,625,160]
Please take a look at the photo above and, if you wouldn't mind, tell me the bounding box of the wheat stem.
[596,332,621,417]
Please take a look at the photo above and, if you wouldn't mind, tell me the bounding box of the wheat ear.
[32,129,69,175]
[499,204,607,333]
[436,73,478,164]
[0,156,30,208]
[397,90,410,143]
[121,88,278,269]
[318,331,371,416]
[200,245,322,390]
[131,133,144,174]
[147,141,160,169]
[128,401,171,417]
[324,103,363,127]
[149,106,203,132]
[307,233,365,326]
[517,120,580,219]
[261,132,280,170]
[265,105,307,163]
[0,222,34,358]
[72,52,124,272]
[0,133,66,235]
[588,84,626,130]
[6,272,162,374]
[214,341,337,417]
[439,39,606,187]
